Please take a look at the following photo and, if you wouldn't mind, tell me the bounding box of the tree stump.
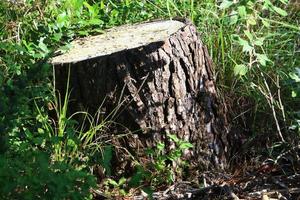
[51,19,229,173]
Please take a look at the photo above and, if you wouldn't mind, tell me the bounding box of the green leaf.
[38,38,49,54]
[37,128,44,134]
[118,177,126,185]
[25,129,33,139]
[237,37,253,52]
[234,64,248,76]
[246,15,257,25]
[273,6,288,16]
[78,30,89,36]
[289,72,300,82]
[179,142,193,150]
[59,43,72,53]
[279,0,288,4]
[244,30,253,41]
[256,53,270,66]
[167,134,179,143]
[292,91,297,98]
[142,187,154,199]
[229,12,238,25]
[67,138,76,148]
[261,18,270,28]
[100,0,105,9]
[253,37,264,46]
[157,142,165,151]
[83,2,94,14]
[52,32,62,41]
[238,6,247,18]
[88,18,103,25]
[57,12,69,28]
[32,137,44,145]
[219,0,233,10]
[145,148,154,155]
[107,179,118,187]
[263,0,273,7]
[128,167,144,187]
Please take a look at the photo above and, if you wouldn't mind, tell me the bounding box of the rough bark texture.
[53,20,229,173]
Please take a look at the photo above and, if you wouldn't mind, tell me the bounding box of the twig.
[260,71,285,142]
[276,75,286,124]
[16,22,21,44]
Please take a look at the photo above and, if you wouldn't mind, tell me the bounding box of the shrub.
[0,150,96,200]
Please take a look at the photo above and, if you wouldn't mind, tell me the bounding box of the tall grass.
[0,0,299,198]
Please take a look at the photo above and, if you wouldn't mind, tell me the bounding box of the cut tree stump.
[51,19,229,173]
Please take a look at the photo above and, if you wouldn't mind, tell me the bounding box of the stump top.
[51,20,185,64]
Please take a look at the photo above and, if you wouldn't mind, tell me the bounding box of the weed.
[129,134,193,188]
[0,0,299,198]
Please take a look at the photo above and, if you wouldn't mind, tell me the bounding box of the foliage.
[99,134,193,198]
[0,150,96,200]
[128,134,193,188]
[216,0,300,142]
[0,0,299,198]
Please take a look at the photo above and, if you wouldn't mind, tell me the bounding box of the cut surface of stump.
[52,19,229,175]
[51,20,185,64]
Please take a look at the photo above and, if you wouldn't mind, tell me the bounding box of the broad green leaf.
[234,64,248,76]
[219,0,233,10]
[256,53,270,66]
[238,6,247,18]
[57,12,68,28]
[52,32,62,41]
[254,37,265,46]
[229,11,238,25]
[59,43,72,53]
[238,37,253,52]
[67,138,76,147]
[118,177,126,185]
[78,30,89,36]
[292,91,297,98]
[247,15,257,25]
[273,6,288,16]
[37,128,44,134]
[88,18,103,25]
[230,15,238,25]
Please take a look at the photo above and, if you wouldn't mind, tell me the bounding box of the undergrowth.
[0,0,299,199]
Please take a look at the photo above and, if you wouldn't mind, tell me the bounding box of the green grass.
[0,0,299,198]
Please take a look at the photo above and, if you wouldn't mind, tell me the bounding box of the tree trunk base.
[52,19,229,175]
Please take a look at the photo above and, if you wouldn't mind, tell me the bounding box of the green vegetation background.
[0,0,299,199]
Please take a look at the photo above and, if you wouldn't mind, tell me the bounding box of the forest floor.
[94,146,300,200]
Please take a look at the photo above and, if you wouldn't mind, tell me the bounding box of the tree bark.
[52,19,229,173]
